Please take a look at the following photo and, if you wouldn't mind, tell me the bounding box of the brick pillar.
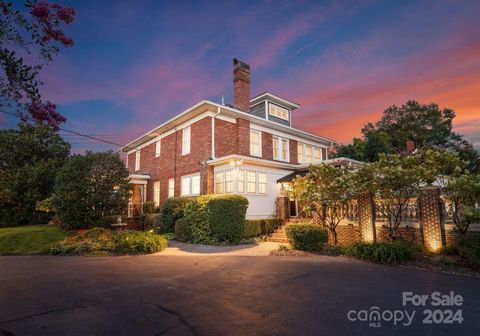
[358,193,376,243]
[206,165,214,194]
[418,186,443,252]
[276,197,290,221]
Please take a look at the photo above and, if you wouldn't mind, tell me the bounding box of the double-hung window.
[181,173,200,196]
[314,147,321,163]
[225,170,234,193]
[168,178,175,198]
[273,137,289,162]
[297,143,304,164]
[306,145,313,163]
[246,171,256,193]
[182,126,191,155]
[135,150,141,171]
[155,140,161,158]
[215,172,224,194]
[250,130,262,157]
[298,142,324,164]
[153,181,161,206]
[237,170,245,193]
[258,173,267,194]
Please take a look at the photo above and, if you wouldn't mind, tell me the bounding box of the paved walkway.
[157,241,283,256]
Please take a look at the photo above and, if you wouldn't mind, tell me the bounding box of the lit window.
[297,143,304,164]
[314,147,321,162]
[258,173,267,194]
[135,150,141,171]
[306,145,313,163]
[182,126,191,155]
[153,181,160,206]
[155,140,161,158]
[225,170,234,193]
[237,170,245,193]
[269,103,289,121]
[168,178,175,198]
[247,171,256,193]
[273,137,289,161]
[250,130,262,157]
[181,173,200,196]
[215,172,224,194]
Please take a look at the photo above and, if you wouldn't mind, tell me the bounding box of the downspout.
[211,106,221,159]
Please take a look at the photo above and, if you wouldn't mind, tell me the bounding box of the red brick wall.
[215,118,237,157]
[289,139,298,164]
[236,118,250,156]
[262,132,273,160]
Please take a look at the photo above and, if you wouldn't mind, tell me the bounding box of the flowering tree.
[291,164,355,245]
[0,0,75,129]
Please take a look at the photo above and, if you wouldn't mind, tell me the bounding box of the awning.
[276,169,309,183]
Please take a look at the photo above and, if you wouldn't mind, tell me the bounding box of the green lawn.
[0,225,68,255]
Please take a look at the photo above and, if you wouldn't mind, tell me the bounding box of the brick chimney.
[233,58,250,112]
[406,140,415,153]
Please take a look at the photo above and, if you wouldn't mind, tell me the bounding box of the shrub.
[184,194,248,244]
[160,197,195,233]
[458,234,480,270]
[51,229,168,255]
[142,202,158,214]
[175,218,191,242]
[343,241,416,264]
[243,218,283,238]
[144,213,162,231]
[430,255,456,267]
[286,224,328,251]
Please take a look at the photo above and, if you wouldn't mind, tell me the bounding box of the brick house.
[122,59,352,219]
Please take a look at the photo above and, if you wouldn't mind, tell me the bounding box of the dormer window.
[269,103,289,121]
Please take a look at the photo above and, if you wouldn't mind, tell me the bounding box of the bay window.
[246,171,256,193]
[258,173,267,194]
[215,172,225,194]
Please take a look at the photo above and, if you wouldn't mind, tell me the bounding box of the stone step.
[267,237,288,243]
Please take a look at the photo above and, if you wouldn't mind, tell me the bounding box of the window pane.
[154,181,160,206]
[269,103,289,121]
[298,143,304,163]
[168,179,175,198]
[182,126,191,155]
[181,176,190,196]
[273,138,279,160]
[215,172,224,194]
[314,147,321,162]
[135,150,141,171]
[258,173,267,194]
[281,139,288,161]
[225,170,234,193]
[155,140,161,157]
[191,175,200,195]
[247,171,256,193]
[306,145,313,163]
[237,170,245,193]
[250,130,261,156]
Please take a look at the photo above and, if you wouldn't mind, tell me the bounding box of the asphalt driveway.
[1,254,479,336]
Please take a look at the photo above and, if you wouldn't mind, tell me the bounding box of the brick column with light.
[418,185,444,252]
[276,197,290,221]
[357,193,376,243]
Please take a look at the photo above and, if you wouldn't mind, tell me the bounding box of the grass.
[0,225,68,255]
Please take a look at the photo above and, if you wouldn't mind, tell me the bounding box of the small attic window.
[269,103,289,121]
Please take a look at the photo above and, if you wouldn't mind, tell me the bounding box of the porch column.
[276,196,290,221]
[357,193,376,243]
[418,185,444,252]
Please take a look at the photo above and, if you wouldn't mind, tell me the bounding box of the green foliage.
[51,229,168,255]
[142,202,158,214]
[144,213,162,232]
[0,224,67,255]
[183,194,248,244]
[458,235,480,270]
[291,164,354,244]
[343,241,416,264]
[332,137,366,161]
[363,131,393,162]
[52,151,131,230]
[0,123,70,227]
[159,197,195,233]
[243,219,283,238]
[35,196,55,213]
[430,255,456,267]
[286,224,329,251]
[174,218,192,242]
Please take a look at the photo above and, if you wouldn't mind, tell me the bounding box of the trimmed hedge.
[184,194,248,244]
[286,224,328,251]
[142,202,159,214]
[144,213,162,231]
[458,234,480,270]
[175,218,191,242]
[243,218,283,238]
[159,197,195,233]
[343,241,416,264]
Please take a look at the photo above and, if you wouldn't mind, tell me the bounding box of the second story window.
[155,140,161,158]
[273,137,289,162]
[297,143,324,164]
[269,103,289,121]
[182,126,191,155]
[250,130,262,157]
[168,178,175,198]
[135,150,141,171]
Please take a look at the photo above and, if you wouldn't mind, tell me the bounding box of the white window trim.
[273,136,290,162]
[181,173,200,197]
[214,169,268,195]
[155,140,161,158]
[135,150,141,171]
[182,126,191,156]
[298,142,323,164]
[168,178,175,198]
[268,102,290,121]
[250,129,262,157]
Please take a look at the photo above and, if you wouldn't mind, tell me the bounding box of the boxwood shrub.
[343,241,416,264]
[286,224,328,251]
[243,218,283,238]
[184,194,248,244]
[144,213,162,231]
[159,197,195,233]
[175,218,192,242]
